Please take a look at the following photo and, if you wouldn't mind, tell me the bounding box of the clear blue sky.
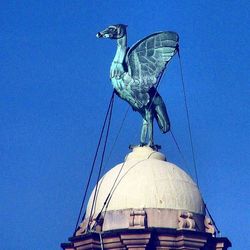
[1,1,249,249]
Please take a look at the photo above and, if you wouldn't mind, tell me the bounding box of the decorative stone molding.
[129,209,147,228]
[75,219,88,236]
[204,216,215,235]
[61,228,231,250]
[178,211,196,230]
[120,232,151,249]
[77,209,206,233]
[156,232,207,250]
[73,234,101,250]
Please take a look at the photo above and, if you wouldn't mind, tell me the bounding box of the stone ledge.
[62,228,231,250]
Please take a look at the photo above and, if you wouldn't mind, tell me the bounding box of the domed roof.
[86,146,205,217]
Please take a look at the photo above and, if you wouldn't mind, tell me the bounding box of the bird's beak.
[96,32,103,38]
[96,28,110,38]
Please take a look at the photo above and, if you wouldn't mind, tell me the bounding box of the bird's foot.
[139,142,147,147]
[148,143,161,151]
[147,141,154,148]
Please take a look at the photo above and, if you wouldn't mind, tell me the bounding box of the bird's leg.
[147,110,154,147]
[140,118,148,146]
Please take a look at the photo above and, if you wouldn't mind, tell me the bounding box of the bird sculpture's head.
[96,24,127,39]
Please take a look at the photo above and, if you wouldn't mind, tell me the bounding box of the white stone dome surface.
[86,146,205,217]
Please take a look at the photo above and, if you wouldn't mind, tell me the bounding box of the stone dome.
[70,146,227,248]
[86,146,205,218]
[76,147,205,235]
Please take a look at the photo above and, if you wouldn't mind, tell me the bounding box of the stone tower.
[61,146,231,249]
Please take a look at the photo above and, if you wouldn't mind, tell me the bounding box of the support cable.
[87,106,130,229]
[93,160,127,226]
[177,49,199,187]
[99,232,104,250]
[90,106,129,217]
[177,50,221,234]
[103,106,130,170]
[87,91,115,229]
[169,130,202,232]
[73,91,115,234]
[101,151,162,221]
[101,160,145,222]
[204,202,221,236]
[169,129,192,175]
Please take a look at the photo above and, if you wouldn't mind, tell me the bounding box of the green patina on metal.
[97,24,179,147]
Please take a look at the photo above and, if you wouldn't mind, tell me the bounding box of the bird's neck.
[113,35,127,64]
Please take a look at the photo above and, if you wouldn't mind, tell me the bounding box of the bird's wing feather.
[125,31,179,93]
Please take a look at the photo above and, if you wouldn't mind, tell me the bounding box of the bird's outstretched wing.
[125,31,179,93]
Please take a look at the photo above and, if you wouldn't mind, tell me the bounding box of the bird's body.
[97,24,179,147]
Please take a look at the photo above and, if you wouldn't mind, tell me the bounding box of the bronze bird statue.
[96,24,179,147]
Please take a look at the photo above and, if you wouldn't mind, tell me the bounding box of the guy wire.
[177,49,199,187]
[87,91,115,230]
[73,91,115,234]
